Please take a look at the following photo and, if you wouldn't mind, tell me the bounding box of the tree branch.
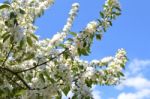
[0,48,69,90]
[16,49,69,73]
[0,66,31,89]
[1,45,13,66]
[4,73,25,89]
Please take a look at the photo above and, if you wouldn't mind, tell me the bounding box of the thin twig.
[1,45,13,66]
[4,73,25,89]
[0,66,31,89]
[16,49,69,73]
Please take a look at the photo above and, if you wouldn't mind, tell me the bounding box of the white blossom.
[0,0,125,98]
[100,56,113,64]
[85,21,98,33]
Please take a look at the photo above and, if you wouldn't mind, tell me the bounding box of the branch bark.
[16,49,69,73]
[0,66,31,89]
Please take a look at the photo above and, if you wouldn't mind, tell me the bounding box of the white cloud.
[62,91,73,99]
[92,85,102,99]
[62,85,102,99]
[118,89,150,99]
[128,59,150,74]
[117,76,150,90]
[116,59,150,99]
[117,59,150,90]
[63,59,150,99]
[92,90,101,99]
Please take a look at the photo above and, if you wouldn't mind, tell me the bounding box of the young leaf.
[58,44,66,48]
[118,71,124,77]
[19,8,26,14]
[20,38,25,49]
[63,85,70,96]
[30,33,38,40]
[14,89,26,96]
[96,34,102,40]
[24,53,35,60]
[43,71,55,83]
[100,12,104,18]
[72,94,78,99]
[56,91,62,99]
[108,21,112,26]
[3,34,10,42]
[1,32,9,38]
[27,36,33,47]
[39,73,45,82]
[0,4,10,9]
[80,48,89,56]
[10,12,17,19]
[69,32,77,36]
[115,6,121,11]
[85,79,92,87]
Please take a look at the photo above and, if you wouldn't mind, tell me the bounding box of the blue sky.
[35,0,150,99]
[1,0,150,99]
[34,0,150,98]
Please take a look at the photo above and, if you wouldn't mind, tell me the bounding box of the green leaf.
[59,44,66,48]
[96,34,102,40]
[118,72,124,77]
[10,12,17,19]
[100,12,104,18]
[56,91,62,99]
[43,71,55,83]
[77,48,90,56]
[14,89,26,96]
[24,53,35,60]
[108,21,112,26]
[120,63,125,69]
[56,95,62,99]
[63,85,70,96]
[115,7,121,11]
[72,94,77,99]
[72,67,78,72]
[0,57,4,62]
[69,32,77,36]
[5,20,9,26]
[80,48,89,56]
[14,19,18,25]
[83,42,86,47]
[77,48,81,56]
[30,33,38,41]
[9,36,14,43]
[97,19,101,24]
[3,34,10,42]
[67,38,73,42]
[19,8,26,14]
[85,79,93,88]
[112,12,121,16]
[103,27,107,32]
[1,32,9,38]
[39,73,45,82]
[0,4,10,9]
[20,38,25,49]
[27,36,33,47]
[115,12,121,16]
[63,51,69,59]
[79,65,84,70]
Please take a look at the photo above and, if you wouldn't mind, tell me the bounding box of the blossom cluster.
[50,3,79,45]
[71,49,127,98]
[0,0,127,99]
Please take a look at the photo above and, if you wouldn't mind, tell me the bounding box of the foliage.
[0,0,127,99]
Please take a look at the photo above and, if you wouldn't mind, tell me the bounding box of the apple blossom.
[0,0,127,99]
